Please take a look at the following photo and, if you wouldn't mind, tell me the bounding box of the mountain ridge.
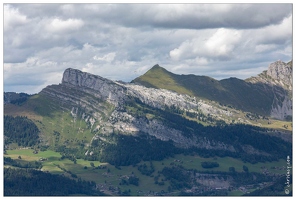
[132,61,292,119]
[3,61,293,196]
[4,61,293,153]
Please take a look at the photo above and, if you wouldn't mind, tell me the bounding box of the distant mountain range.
[4,60,292,196]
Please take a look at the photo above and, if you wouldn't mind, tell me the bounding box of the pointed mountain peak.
[151,64,161,69]
[149,64,167,71]
[144,64,172,76]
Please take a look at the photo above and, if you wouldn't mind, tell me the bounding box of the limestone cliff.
[247,61,292,92]
[62,68,127,106]
[41,68,238,149]
[246,60,292,120]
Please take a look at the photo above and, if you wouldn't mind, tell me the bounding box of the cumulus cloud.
[254,14,292,45]
[64,4,291,30]
[93,52,116,62]
[46,18,84,33]
[14,4,291,30]
[4,57,62,94]
[3,3,292,94]
[204,29,241,59]
[255,44,277,53]
[170,28,241,61]
[4,4,28,31]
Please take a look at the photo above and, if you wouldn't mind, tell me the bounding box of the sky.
[3,3,293,94]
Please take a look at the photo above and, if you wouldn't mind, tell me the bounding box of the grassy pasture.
[4,149,288,196]
[5,149,287,176]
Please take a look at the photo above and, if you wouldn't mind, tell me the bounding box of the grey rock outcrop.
[270,96,292,120]
[266,61,292,91]
[60,69,235,121]
[246,60,292,120]
[247,60,292,92]
[62,68,127,106]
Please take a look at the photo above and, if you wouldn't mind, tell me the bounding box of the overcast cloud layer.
[4,3,292,94]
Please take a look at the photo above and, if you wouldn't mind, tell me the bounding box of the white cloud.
[146,4,290,29]
[170,28,241,61]
[204,28,241,59]
[169,37,205,61]
[255,44,277,53]
[46,18,84,33]
[93,52,116,62]
[59,4,76,15]
[4,4,28,32]
[191,57,209,65]
[255,14,292,45]
[82,62,96,74]
[169,47,182,61]
[4,56,64,94]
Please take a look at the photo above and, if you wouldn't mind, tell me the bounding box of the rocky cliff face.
[246,60,292,120]
[59,68,235,122]
[61,62,293,122]
[247,60,292,92]
[267,61,292,91]
[62,68,127,106]
[38,68,242,151]
[37,63,292,156]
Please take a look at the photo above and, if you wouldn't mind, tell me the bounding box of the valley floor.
[4,149,291,196]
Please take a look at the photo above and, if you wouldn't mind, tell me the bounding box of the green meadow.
[4,149,288,196]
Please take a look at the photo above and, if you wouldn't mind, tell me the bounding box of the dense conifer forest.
[4,168,104,196]
[4,115,40,147]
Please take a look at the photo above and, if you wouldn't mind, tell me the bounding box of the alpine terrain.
[4,60,292,196]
